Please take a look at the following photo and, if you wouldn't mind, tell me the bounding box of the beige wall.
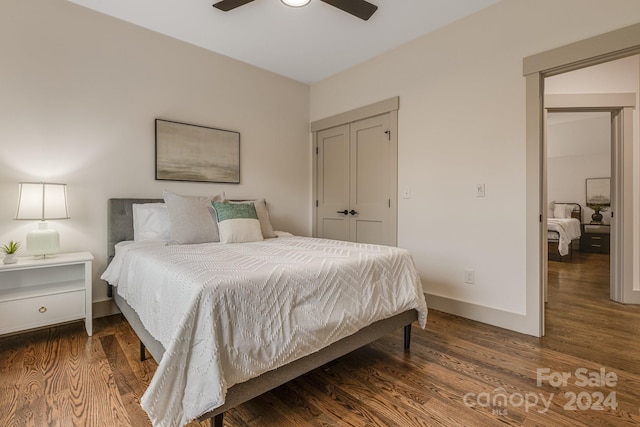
[0,0,311,313]
[547,112,612,223]
[310,0,640,331]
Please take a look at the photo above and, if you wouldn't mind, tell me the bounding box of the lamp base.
[591,211,603,224]
[26,221,60,258]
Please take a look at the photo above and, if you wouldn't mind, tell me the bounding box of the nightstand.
[581,224,610,254]
[0,252,93,336]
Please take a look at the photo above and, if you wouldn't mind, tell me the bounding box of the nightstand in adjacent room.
[0,252,94,336]
[581,224,610,254]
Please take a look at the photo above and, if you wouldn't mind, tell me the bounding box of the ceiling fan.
[212,0,378,21]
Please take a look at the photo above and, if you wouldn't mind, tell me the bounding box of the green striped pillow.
[212,201,263,243]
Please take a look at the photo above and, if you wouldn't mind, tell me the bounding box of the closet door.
[349,113,391,244]
[316,113,395,246]
[316,124,350,241]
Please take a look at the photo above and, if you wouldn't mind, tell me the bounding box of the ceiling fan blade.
[321,0,378,21]
[212,0,255,12]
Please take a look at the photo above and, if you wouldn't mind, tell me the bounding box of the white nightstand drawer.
[0,290,85,335]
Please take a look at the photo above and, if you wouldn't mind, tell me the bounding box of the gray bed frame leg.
[211,413,223,427]
[404,324,412,350]
[140,340,146,361]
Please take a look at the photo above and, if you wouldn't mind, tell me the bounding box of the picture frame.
[155,119,240,184]
[586,177,610,206]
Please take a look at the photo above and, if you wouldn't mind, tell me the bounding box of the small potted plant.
[2,240,20,264]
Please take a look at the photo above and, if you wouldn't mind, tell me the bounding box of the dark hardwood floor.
[1,251,639,426]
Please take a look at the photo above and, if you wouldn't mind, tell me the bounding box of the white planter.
[3,254,17,264]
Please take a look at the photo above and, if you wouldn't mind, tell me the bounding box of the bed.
[103,198,428,427]
[547,202,582,262]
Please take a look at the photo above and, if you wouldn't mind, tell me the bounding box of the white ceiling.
[67,0,499,84]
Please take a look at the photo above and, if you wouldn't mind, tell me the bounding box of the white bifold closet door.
[316,112,395,246]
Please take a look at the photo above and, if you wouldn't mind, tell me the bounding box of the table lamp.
[15,182,70,258]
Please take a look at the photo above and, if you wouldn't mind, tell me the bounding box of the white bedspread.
[101,236,428,427]
[548,218,582,256]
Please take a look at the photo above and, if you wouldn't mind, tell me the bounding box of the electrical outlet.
[464,269,475,285]
[475,184,485,197]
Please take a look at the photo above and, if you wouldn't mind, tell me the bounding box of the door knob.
[337,210,349,215]
[349,210,358,215]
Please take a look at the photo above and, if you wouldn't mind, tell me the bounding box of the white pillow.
[553,203,572,219]
[547,201,555,218]
[566,204,573,218]
[230,198,276,238]
[212,201,263,243]
[163,190,224,244]
[132,203,171,241]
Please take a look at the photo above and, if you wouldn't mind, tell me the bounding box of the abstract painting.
[155,119,240,183]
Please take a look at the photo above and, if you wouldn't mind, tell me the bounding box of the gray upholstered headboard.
[107,198,162,261]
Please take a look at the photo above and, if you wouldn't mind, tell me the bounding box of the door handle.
[349,210,358,215]
[337,210,349,215]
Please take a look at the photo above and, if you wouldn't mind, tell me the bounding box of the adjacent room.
[1,0,640,426]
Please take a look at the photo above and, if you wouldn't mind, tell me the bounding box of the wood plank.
[100,334,150,426]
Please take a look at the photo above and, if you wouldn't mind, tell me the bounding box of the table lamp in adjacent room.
[15,182,70,258]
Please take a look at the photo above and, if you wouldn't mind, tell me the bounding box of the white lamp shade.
[281,0,311,7]
[15,182,70,220]
[15,182,69,257]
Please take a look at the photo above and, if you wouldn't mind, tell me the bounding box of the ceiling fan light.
[281,0,311,7]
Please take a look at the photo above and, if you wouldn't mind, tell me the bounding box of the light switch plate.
[403,187,411,199]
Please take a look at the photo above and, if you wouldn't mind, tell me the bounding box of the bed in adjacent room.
[101,196,428,427]
[547,202,582,262]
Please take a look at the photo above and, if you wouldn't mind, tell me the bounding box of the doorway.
[541,90,635,311]
[523,23,640,336]
[545,109,612,304]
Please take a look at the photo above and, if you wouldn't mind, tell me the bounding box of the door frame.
[543,94,635,304]
[311,97,399,243]
[524,23,640,336]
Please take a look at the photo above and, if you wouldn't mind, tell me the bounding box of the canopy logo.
[463,367,618,416]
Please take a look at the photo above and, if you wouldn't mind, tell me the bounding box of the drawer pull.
[591,244,602,248]
[591,236,601,240]
[39,306,47,313]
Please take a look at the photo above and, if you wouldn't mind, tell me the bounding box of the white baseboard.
[92,298,120,319]
[424,293,539,337]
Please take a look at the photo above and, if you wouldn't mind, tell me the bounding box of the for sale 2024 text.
[537,367,618,411]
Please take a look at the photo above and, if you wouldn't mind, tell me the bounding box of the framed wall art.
[586,177,610,206]
[585,177,610,224]
[155,119,240,184]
